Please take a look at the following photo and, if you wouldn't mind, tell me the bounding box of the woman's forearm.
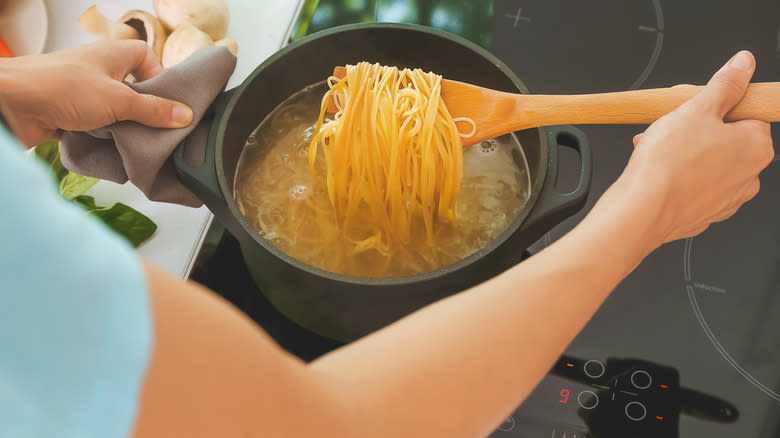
[309,173,664,437]
[132,175,664,438]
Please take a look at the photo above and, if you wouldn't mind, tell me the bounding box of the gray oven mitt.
[60,46,237,207]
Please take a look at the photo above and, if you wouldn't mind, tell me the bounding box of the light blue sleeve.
[0,127,153,438]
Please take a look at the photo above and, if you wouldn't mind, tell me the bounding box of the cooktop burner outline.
[630,0,665,91]
[776,27,780,59]
[526,0,664,250]
[496,0,664,95]
[683,158,780,403]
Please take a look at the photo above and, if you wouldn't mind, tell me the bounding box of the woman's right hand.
[616,50,775,246]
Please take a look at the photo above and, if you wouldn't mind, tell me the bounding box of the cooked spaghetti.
[309,62,473,254]
[235,75,531,278]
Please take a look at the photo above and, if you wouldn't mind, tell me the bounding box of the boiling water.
[234,82,531,278]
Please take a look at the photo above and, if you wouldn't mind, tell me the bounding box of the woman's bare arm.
[132,178,657,438]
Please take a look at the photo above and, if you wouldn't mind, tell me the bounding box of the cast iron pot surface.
[174,23,592,342]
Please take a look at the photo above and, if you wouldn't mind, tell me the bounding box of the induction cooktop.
[190,1,780,436]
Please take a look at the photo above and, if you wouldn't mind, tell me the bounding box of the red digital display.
[560,389,570,403]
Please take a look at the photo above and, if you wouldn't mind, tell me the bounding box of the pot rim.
[215,22,549,286]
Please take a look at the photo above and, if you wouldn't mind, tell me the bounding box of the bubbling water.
[234,82,532,278]
[288,184,310,200]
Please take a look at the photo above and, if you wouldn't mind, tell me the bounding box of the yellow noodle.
[309,62,472,252]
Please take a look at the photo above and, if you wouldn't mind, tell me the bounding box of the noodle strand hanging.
[309,62,469,254]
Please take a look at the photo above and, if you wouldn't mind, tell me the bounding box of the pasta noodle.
[308,62,470,255]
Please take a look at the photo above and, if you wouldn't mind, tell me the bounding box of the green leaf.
[33,141,69,183]
[33,142,159,248]
[59,173,99,200]
[73,195,98,210]
[89,202,158,248]
[35,141,98,197]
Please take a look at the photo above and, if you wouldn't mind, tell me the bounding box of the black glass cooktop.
[190,1,780,436]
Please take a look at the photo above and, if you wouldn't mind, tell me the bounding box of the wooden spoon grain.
[327,66,780,148]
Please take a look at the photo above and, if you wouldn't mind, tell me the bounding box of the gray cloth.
[60,46,237,207]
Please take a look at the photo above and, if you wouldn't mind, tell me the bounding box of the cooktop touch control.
[491,355,738,438]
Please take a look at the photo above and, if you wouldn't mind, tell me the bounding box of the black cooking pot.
[173,23,592,342]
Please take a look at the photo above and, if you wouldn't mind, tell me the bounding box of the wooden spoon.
[327,66,780,148]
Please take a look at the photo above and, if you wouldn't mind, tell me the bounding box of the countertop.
[42,0,303,277]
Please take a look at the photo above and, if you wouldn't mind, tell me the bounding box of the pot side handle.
[518,125,593,237]
[173,89,245,238]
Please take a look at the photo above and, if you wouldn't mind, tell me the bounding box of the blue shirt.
[0,127,152,438]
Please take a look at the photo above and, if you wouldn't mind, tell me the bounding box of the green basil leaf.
[89,203,158,248]
[34,142,158,248]
[73,195,98,210]
[59,172,99,200]
[33,141,69,183]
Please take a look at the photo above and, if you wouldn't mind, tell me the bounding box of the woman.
[0,40,773,437]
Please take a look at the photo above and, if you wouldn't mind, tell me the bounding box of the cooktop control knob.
[498,416,515,432]
[584,360,606,379]
[577,390,599,410]
[625,401,648,421]
[630,370,653,390]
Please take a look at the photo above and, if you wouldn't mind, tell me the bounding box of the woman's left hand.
[0,40,193,147]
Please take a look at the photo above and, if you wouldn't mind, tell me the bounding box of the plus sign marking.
[504,7,531,28]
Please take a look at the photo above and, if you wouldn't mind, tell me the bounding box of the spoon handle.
[520,82,780,127]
